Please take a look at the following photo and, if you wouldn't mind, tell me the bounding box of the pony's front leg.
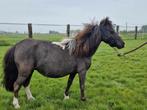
[78,70,87,101]
[64,73,76,99]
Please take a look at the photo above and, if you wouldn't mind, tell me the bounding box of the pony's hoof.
[81,97,86,101]
[28,96,35,100]
[14,104,20,109]
[13,97,20,109]
[64,93,70,100]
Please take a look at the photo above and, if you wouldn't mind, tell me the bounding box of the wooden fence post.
[116,25,119,34]
[67,24,70,37]
[135,26,138,39]
[28,23,33,38]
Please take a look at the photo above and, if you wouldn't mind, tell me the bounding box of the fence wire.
[0,22,146,40]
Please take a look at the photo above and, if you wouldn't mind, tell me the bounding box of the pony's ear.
[100,17,110,26]
[105,17,109,23]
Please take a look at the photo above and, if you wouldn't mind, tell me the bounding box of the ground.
[0,34,147,110]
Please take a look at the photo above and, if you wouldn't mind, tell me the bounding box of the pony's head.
[100,17,125,49]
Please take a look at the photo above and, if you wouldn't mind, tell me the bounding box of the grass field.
[0,34,147,110]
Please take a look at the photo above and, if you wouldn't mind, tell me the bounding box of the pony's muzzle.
[117,41,125,49]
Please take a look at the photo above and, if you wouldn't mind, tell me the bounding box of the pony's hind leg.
[13,75,28,109]
[13,64,33,109]
[64,73,76,100]
[23,73,35,100]
[24,86,35,100]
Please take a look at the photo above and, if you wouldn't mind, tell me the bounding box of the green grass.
[0,34,147,110]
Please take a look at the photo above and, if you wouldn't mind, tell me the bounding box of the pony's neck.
[89,33,102,57]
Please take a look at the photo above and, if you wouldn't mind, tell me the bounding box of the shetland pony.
[3,18,125,109]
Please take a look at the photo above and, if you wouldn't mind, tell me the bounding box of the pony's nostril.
[122,44,124,48]
[122,42,125,47]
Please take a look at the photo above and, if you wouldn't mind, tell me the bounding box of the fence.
[114,25,147,40]
[0,22,146,40]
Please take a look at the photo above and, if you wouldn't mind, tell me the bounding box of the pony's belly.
[39,71,70,78]
[36,65,76,78]
[35,53,77,78]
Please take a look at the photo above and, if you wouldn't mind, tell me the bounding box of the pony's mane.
[72,22,100,57]
[75,23,96,40]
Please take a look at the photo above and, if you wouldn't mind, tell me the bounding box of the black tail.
[3,46,18,92]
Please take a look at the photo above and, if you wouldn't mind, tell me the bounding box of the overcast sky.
[0,0,146,32]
